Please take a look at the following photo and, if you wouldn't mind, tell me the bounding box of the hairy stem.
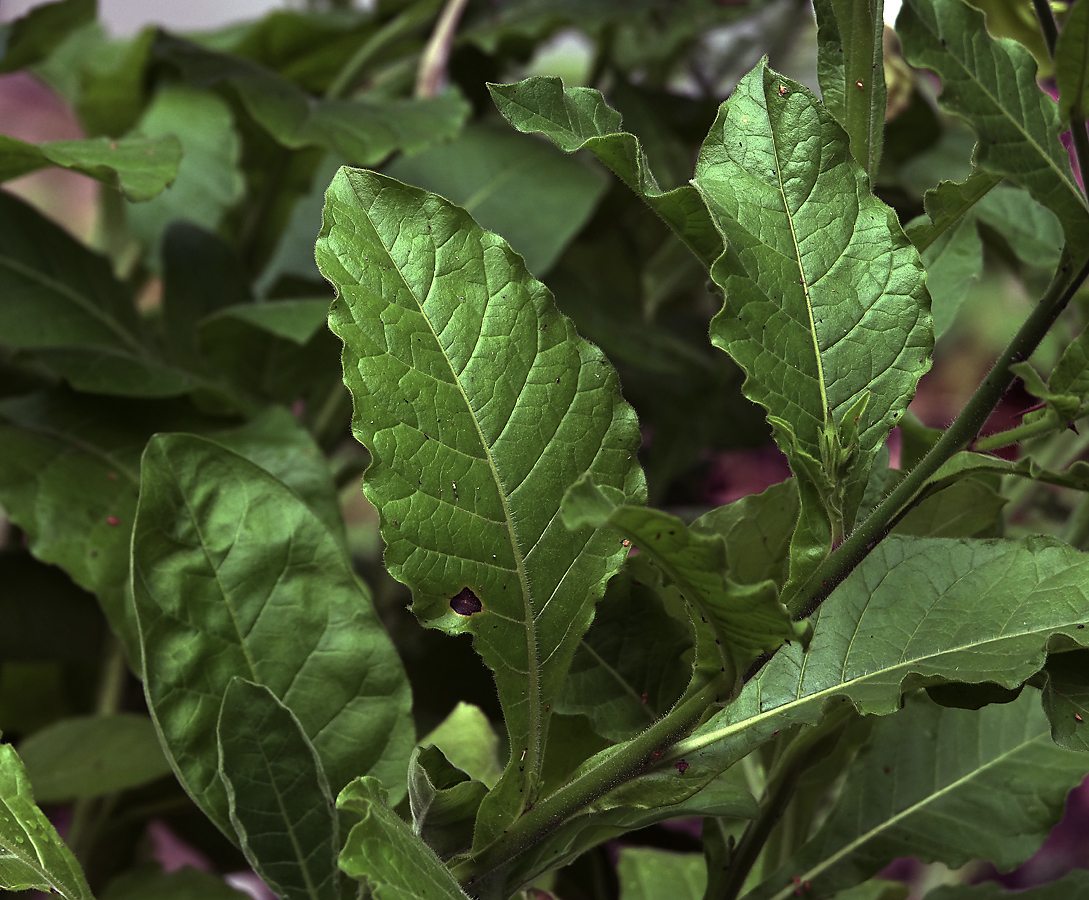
[787,248,1089,618]
[452,675,728,889]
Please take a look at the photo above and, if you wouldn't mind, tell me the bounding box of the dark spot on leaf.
[450,587,483,615]
[107,472,117,481]
[883,766,891,773]
[106,516,120,527]
[674,759,689,774]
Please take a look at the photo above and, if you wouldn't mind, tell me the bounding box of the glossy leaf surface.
[0,744,92,899]
[741,692,1089,900]
[897,0,1089,250]
[218,679,340,900]
[488,76,722,267]
[318,167,644,841]
[133,434,413,837]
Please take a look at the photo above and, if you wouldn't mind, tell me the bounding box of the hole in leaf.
[450,587,483,616]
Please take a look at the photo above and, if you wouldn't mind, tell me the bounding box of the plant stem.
[787,248,1089,618]
[1031,0,1059,58]
[451,675,728,889]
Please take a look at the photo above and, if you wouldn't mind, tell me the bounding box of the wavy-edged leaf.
[897,0,1089,250]
[694,60,931,568]
[488,76,722,268]
[217,678,340,900]
[385,123,609,277]
[17,713,171,802]
[905,173,1002,252]
[133,434,413,838]
[1057,0,1089,123]
[813,0,886,182]
[420,703,503,790]
[0,0,94,73]
[0,133,182,201]
[666,534,1089,791]
[0,744,92,899]
[560,476,794,688]
[740,692,1089,900]
[152,32,470,165]
[407,745,488,859]
[337,777,470,900]
[317,167,645,844]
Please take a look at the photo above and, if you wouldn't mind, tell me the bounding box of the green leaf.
[917,213,982,338]
[555,567,692,742]
[905,172,1002,252]
[925,871,1089,899]
[317,167,645,845]
[17,713,171,802]
[1056,0,1089,123]
[101,865,250,900]
[671,534,1089,787]
[617,847,706,900]
[740,692,1089,900]
[0,133,182,201]
[897,0,1089,251]
[975,184,1064,270]
[1042,650,1089,751]
[385,123,609,276]
[337,777,470,900]
[891,475,1006,538]
[152,32,470,165]
[133,434,414,838]
[560,476,794,689]
[694,59,931,568]
[419,703,503,790]
[126,85,245,258]
[201,299,332,345]
[407,745,489,858]
[488,76,723,268]
[0,0,94,73]
[813,0,886,182]
[217,678,340,900]
[0,744,92,900]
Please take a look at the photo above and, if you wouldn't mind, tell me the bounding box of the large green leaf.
[617,847,706,900]
[337,777,469,900]
[813,0,887,182]
[218,679,340,900]
[560,476,794,689]
[694,59,930,569]
[17,713,171,802]
[897,0,1089,251]
[0,744,92,899]
[317,167,645,845]
[385,123,609,276]
[0,133,182,201]
[0,190,196,397]
[741,692,1089,900]
[488,76,722,268]
[656,535,1089,791]
[152,32,470,165]
[133,434,413,838]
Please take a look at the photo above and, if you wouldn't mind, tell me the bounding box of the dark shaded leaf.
[0,0,94,73]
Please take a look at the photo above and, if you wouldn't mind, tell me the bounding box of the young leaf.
[1056,0,1089,124]
[217,678,340,900]
[488,76,722,268]
[897,0,1089,251]
[17,714,171,802]
[0,133,182,201]
[668,534,1089,787]
[694,60,931,563]
[317,167,645,844]
[741,692,1089,900]
[813,0,887,182]
[407,745,489,858]
[337,777,470,900]
[560,475,794,689]
[0,744,92,900]
[133,434,413,838]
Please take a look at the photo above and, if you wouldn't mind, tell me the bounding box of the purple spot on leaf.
[450,587,483,615]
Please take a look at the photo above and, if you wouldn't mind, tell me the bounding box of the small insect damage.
[450,586,483,615]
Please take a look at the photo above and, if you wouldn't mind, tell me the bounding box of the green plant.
[2,0,1089,898]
